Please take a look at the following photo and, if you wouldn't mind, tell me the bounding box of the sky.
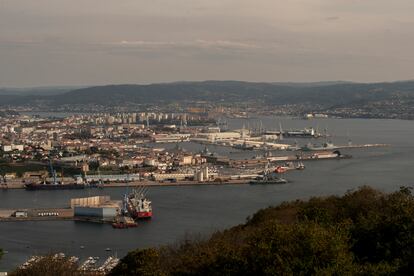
[1,0,414,87]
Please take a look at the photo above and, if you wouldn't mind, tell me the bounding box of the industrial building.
[84,174,140,182]
[151,133,191,143]
[71,196,120,220]
[195,131,241,141]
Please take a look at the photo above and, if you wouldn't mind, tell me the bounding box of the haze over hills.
[0,86,87,96]
[49,81,367,106]
[1,80,414,118]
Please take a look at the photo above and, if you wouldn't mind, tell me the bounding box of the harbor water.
[1,117,414,271]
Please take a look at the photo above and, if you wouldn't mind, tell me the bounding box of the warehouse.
[71,196,120,220]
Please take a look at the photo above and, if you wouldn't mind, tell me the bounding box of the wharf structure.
[0,196,121,222]
[71,196,121,221]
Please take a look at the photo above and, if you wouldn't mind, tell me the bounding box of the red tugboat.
[112,216,138,229]
[127,187,152,219]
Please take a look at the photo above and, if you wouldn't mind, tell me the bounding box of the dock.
[332,143,389,149]
[0,208,73,222]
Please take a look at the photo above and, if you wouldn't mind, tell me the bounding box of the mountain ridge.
[1,80,414,111]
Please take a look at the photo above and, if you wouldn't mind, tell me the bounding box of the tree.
[244,221,356,275]
[109,248,165,276]
[10,256,80,276]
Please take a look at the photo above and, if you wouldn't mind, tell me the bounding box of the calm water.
[1,117,414,271]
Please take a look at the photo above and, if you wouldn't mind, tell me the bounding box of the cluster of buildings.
[0,112,227,182]
[65,112,210,126]
[0,110,302,184]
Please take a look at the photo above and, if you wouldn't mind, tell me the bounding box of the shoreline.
[0,179,254,190]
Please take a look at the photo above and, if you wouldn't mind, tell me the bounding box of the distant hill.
[51,80,414,108]
[2,80,414,111]
[0,86,84,106]
[0,86,84,96]
[50,80,414,105]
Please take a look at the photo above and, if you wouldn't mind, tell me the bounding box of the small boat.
[296,162,305,170]
[69,256,79,264]
[112,216,138,229]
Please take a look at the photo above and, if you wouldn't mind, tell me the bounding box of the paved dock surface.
[0,208,73,222]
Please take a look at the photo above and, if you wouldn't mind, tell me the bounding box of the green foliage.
[15,187,414,275]
[111,186,414,275]
[0,163,47,177]
[244,221,354,275]
[109,248,165,276]
[350,188,414,273]
[10,255,81,276]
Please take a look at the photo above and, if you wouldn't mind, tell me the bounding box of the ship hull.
[112,222,137,229]
[128,210,153,219]
[249,179,288,185]
[137,211,152,219]
[24,183,85,190]
[125,188,153,220]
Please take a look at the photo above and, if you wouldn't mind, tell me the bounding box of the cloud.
[325,16,340,21]
[109,39,260,51]
[2,0,414,86]
[194,40,260,50]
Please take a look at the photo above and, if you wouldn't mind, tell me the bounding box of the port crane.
[48,159,58,185]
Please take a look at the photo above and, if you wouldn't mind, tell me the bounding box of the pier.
[0,208,73,222]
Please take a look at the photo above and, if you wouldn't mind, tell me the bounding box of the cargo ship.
[249,176,288,185]
[275,125,323,138]
[24,160,85,190]
[126,187,152,219]
[285,127,321,138]
[25,182,85,190]
[301,141,337,151]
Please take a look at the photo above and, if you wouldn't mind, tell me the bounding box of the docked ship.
[276,162,305,172]
[250,162,288,185]
[285,127,319,138]
[277,126,324,138]
[24,160,85,190]
[24,182,85,190]
[233,141,255,151]
[301,141,337,151]
[126,187,152,219]
[249,176,288,185]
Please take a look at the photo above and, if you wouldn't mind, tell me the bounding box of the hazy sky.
[1,0,414,87]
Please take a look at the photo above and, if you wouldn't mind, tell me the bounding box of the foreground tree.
[12,187,414,275]
[111,187,412,275]
[10,256,82,276]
